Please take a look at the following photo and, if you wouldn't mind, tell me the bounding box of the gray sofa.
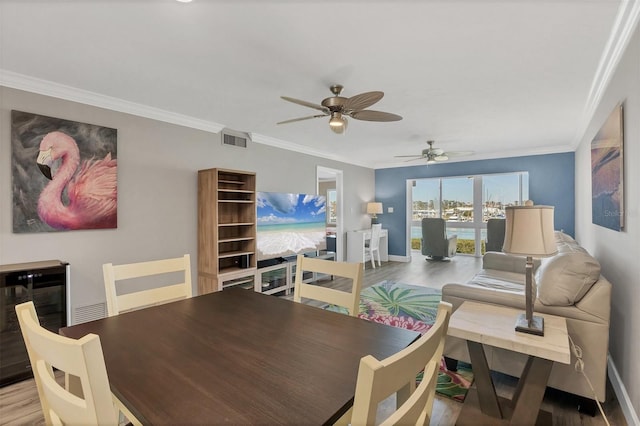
[442,231,611,402]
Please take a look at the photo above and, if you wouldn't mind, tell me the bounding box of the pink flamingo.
[36,131,117,230]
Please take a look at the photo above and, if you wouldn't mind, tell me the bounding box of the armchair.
[421,218,457,260]
[485,218,506,252]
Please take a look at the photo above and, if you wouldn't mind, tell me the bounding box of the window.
[411,172,528,255]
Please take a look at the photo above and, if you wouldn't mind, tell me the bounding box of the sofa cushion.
[536,252,601,306]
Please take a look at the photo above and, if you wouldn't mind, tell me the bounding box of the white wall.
[574,25,639,416]
[0,87,375,322]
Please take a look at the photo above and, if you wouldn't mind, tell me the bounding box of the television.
[256,192,327,261]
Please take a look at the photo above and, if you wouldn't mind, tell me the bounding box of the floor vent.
[221,130,250,148]
[73,302,106,325]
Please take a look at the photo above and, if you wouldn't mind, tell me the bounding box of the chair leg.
[370,249,376,269]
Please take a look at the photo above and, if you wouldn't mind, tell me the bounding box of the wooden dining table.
[60,288,420,425]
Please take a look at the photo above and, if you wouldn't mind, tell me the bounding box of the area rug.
[325,280,474,402]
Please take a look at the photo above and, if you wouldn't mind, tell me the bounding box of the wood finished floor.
[0,254,626,425]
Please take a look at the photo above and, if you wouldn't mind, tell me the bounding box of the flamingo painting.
[36,131,117,230]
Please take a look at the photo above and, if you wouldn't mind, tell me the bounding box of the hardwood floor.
[0,254,626,425]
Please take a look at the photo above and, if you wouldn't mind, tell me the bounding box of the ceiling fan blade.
[430,148,444,155]
[281,96,329,113]
[277,114,326,125]
[394,154,423,158]
[350,110,403,122]
[343,91,384,111]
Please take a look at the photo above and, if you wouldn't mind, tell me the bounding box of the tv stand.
[255,251,335,296]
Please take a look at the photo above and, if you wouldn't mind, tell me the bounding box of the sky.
[412,173,529,204]
[256,192,326,224]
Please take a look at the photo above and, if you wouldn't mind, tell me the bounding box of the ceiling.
[1,1,638,169]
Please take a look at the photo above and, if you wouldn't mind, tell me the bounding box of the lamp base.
[515,313,544,336]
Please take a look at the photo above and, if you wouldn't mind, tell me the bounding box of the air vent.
[221,130,250,148]
[73,302,106,325]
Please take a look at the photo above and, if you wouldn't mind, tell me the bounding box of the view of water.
[410,227,482,240]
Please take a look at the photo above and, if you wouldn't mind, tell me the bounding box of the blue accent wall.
[375,152,575,257]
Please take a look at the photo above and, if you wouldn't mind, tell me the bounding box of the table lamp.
[366,202,383,225]
[503,202,557,336]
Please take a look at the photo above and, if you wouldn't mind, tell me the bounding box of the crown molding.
[0,70,225,134]
[250,133,371,169]
[577,0,640,146]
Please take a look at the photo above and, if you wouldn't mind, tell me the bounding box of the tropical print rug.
[325,280,473,402]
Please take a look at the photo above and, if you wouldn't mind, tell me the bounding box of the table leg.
[466,341,503,419]
[510,356,553,425]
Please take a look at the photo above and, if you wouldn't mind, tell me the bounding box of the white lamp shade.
[367,202,383,215]
[503,205,557,257]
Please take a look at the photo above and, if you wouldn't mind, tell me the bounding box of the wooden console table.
[448,301,570,425]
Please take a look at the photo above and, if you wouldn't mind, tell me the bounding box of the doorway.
[317,166,344,261]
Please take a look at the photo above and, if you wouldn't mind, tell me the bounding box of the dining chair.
[103,254,192,316]
[293,255,364,316]
[340,301,452,426]
[15,301,120,425]
[364,223,382,269]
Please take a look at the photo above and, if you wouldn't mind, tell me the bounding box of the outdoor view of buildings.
[411,173,529,254]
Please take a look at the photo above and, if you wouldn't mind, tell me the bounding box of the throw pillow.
[536,252,601,306]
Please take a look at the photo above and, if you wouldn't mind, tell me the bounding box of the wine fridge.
[0,260,69,386]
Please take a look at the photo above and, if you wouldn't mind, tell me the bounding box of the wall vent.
[221,129,250,148]
[73,302,106,325]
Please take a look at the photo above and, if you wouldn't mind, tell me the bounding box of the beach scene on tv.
[257,192,327,261]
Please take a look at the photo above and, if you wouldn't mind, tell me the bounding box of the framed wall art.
[591,103,624,231]
[11,110,118,233]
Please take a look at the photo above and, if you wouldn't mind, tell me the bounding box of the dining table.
[60,287,420,425]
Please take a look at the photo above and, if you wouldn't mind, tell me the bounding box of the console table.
[346,228,389,264]
[448,301,570,425]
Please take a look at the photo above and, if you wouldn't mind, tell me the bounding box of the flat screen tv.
[256,192,327,261]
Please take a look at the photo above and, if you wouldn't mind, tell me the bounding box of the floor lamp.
[503,202,557,336]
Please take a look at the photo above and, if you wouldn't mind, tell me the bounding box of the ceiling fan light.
[329,112,345,128]
[435,155,449,162]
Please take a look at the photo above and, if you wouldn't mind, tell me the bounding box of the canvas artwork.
[591,104,624,231]
[11,111,118,233]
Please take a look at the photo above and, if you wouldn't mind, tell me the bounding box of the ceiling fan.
[277,84,402,134]
[395,140,474,164]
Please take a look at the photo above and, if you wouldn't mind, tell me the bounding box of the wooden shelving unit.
[198,168,257,294]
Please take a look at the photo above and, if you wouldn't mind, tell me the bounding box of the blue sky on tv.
[257,192,326,225]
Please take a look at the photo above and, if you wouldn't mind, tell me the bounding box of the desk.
[346,228,389,264]
[448,301,570,425]
[60,288,419,425]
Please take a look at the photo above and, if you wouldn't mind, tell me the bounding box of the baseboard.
[608,354,639,425]
[388,255,410,263]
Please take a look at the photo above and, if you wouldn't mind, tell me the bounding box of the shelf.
[218,179,245,185]
[222,277,254,289]
[219,222,254,227]
[218,200,254,204]
[218,266,256,278]
[218,189,254,194]
[218,250,255,259]
[219,237,255,243]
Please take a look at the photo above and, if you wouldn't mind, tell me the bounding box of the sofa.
[442,231,611,402]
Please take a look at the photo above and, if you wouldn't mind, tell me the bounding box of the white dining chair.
[364,223,382,269]
[293,255,364,316]
[15,301,121,426]
[338,301,452,426]
[103,254,192,316]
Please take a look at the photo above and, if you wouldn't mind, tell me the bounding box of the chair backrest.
[486,218,506,252]
[369,223,382,251]
[15,301,118,425]
[349,301,452,426]
[103,254,192,316]
[421,218,448,255]
[293,255,364,316]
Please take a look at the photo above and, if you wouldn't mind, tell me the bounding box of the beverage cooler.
[0,260,69,386]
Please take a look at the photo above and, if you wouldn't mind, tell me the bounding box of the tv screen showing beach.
[256,192,327,261]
